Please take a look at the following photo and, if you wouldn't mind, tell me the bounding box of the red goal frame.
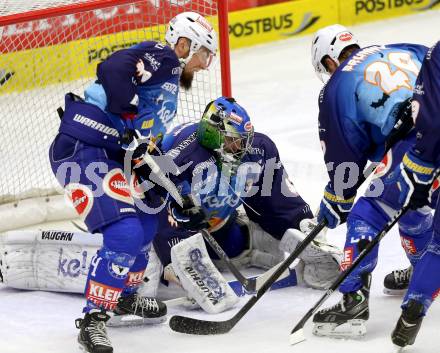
[0,0,232,95]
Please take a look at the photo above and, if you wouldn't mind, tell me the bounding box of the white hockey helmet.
[311,24,359,80]
[165,11,217,64]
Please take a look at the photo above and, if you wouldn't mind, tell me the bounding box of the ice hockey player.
[309,24,438,338]
[387,41,440,350]
[143,96,342,313]
[48,12,217,353]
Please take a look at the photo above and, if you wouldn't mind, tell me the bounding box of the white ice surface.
[1,10,440,353]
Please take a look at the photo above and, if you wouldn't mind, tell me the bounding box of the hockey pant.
[49,134,159,312]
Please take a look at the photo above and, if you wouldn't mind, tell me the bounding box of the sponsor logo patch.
[141,119,154,129]
[65,183,94,218]
[58,249,89,278]
[400,236,417,255]
[41,231,74,241]
[432,176,440,192]
[244,121,253,132]
[339,32,353,41]
[229,14,294,37]
[185,248,225,305]
[161,82,178,95]
[103,169,134,205]
[125,270,145,288]
[341,246,354,271]
[109,262,130,279]
[374,149,393,178]
[86,280,122,310]
[73,113,119,137]
[354,0,424,15]
[195,15,213,32]
[229,112,243,125]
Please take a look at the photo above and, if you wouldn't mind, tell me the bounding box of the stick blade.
[289,328,306,345]
[169,315,234,335]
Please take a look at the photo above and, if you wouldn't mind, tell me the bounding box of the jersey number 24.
[364,52,420,95]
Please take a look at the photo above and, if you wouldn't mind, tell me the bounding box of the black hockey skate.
[383,266,412,296]
[107,293,167,327]
[312,274,371,338]
[76,311,113,353]
[391,299,424,351]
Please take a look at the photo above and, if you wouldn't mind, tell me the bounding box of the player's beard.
[180,70,194,90]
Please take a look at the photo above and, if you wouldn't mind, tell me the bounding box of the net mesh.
[0,0,222,204]
[0,0,99,18]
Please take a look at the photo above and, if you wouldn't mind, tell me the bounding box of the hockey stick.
[168,219,327,335]
[289,204,409,345]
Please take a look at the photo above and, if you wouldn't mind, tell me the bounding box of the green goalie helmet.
[197,97,254,164]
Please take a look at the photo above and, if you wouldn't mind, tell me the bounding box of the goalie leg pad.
[171,233,239,314]
[0,230,101,293]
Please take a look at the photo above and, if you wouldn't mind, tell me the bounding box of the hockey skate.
[383,266,412,295]
[312,274,370,339]
[107,293,167,327]
[391,299,424,351]
[76,311,113,353]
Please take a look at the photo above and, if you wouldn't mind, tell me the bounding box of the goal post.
[0,0,231,231]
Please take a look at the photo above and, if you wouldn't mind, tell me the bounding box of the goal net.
[0,0,229,231]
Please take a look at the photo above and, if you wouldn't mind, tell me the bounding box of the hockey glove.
[168,195,209,232]
[318,186,355,229]
[392,150,436,209]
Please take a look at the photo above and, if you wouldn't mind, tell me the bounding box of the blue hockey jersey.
[318,43,428,198]
[59,41,181,150]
